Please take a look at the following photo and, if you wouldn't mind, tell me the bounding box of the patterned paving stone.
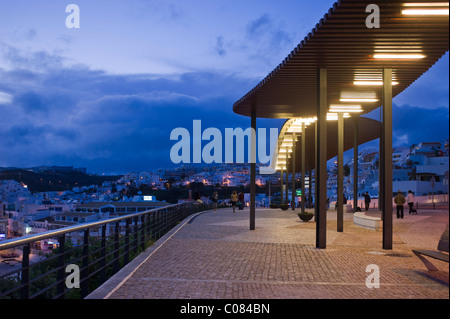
[87,207,449,300]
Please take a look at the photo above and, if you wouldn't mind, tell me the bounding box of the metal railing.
[0,202,208,299]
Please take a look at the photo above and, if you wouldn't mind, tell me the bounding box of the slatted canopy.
[271,117,382,172]
[233,0,449,119]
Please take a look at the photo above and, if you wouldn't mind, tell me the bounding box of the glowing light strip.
[340,98,379,102]
[402,9,449,15]
[403,2,449,6]
[354,81,400,86]
[373,54,426,59]
[329,105,363,113]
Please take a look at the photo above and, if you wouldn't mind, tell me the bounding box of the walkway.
[87,207,449,299]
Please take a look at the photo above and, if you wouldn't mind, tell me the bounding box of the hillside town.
[1,140,448,245]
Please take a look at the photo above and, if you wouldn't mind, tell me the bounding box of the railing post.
[157,211,161,240]
[134,217,138,254]
[21,243,30,299]
[140,215,145,251]
[145,212,151,239]
[125,219,130,264]
[114,221,120,273]
[81,229,89,298]
[150,212,155,241]
[56,234,66,299]
[100,225,106,284]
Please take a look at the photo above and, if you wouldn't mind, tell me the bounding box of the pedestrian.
[230,190,238,213]
[407,190,415,214]
[211,191,218,211]
[394,190,406,219]
[238,192,245,210]
[364,192,371,211]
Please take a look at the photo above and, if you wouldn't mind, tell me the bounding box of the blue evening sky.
[0,0,448,174]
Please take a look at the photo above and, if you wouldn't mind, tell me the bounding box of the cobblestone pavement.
[87,207,449,299]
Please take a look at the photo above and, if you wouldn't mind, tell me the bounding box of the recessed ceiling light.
[354,81,400,86]
[329,105,363,113]
[373,54,426,59]
[402,3,449,15]
[340,98,379,102]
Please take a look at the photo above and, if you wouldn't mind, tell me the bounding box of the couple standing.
[230,190,244,213]
[394,190,415,218]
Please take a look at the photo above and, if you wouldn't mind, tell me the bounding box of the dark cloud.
[245,14,292,50]
[393,104,449,146]
[214,36,227,57]
[2,45,65,71]
[1,43,447,174]
[246,14,272,39]
[0,49,282,174]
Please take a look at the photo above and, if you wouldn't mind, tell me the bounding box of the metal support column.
[379,111,384,212]
[382,68,393,250]
[337,112,344,232]
[291,133,296,210]
[316,68,327,249]
[280,165,284,205]
[285,162,289,206]
[314,122,317,220]
[309,170,312,209]
[353,117,359,212]
[301,122,306,213]
[250,108,256,230]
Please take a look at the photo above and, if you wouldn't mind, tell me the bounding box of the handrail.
[0,203,181,251]
[0,201,206,299]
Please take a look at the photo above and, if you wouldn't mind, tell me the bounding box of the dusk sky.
[0,0,448,175]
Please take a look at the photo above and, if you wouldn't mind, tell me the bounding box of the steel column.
[379,106,384,212]
[301,122,306,213]
[291,133,296,210]
[285,163,289,205]
[353,117,359,212]
[280,165,284,205]
[382,68,393,250]
[337,112,344,232]
[316,68,327,249]
[250,108,256,230]
[314,122,317,220]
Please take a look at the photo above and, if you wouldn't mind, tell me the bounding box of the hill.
[0,169,122,193]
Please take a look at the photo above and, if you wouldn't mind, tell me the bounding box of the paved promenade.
[87,207,449,299]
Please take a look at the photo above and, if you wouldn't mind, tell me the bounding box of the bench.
[353,212,382,231]
[412,226,449,271]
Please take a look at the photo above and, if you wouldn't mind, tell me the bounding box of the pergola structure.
[233,0,449,249]
[269,116,381,215]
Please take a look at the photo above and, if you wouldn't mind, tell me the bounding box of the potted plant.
[297,212,314,222]
[280,204,290,211]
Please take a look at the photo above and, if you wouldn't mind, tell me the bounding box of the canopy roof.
[267,116,382,172]
[233,0,449,119]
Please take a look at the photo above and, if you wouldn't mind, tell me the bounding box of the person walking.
[394,190,406,219]
[407,190,415,214]
[211,191,218,211]
[364,192,371,211]
[238,192,245,210]
[230,190,238,213]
